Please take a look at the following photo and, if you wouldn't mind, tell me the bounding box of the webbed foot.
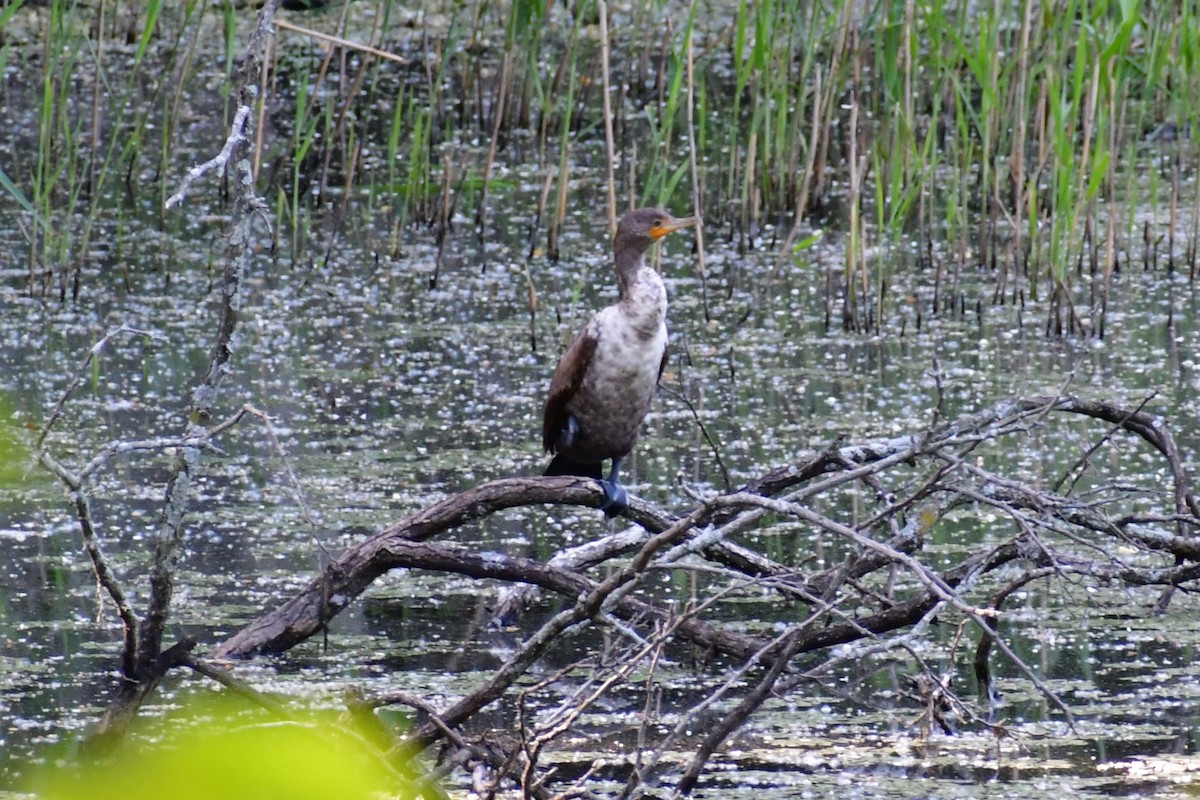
[598,480,629,518]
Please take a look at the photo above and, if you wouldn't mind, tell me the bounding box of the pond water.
[3,6,1200,799]
[4,188,1200,796]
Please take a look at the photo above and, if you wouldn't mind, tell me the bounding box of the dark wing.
[542,328,599,453]
[657,340,669,385]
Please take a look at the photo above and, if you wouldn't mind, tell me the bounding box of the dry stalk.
[597,0,618,237]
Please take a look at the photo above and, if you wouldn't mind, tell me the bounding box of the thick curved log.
[216,477,672,658]
[219,532,767,661]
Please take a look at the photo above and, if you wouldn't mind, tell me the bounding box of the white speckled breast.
[566,268,667,461]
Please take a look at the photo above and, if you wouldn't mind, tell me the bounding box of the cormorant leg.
[598,456,629,518]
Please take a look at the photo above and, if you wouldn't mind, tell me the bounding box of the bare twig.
[659,382,731,490]
[274,18,409,65]
[37,324,159,450]
[164,105,251,210]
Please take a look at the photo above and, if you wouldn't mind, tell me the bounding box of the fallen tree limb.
[194,394,1200,795]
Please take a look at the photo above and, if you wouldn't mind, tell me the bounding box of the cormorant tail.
[544,453,603,479]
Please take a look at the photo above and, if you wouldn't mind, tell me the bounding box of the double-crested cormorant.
[542,207,700,517]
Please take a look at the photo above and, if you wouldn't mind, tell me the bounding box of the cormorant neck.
[614,244,650,300]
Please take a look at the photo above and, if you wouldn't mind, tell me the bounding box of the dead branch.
[197,393,1200,795]
[163,105,251,210]
[36,0,285,752]
[215,476,687,658]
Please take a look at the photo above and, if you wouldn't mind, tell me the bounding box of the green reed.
[289,66,321,261]
[546,0,588,262]
[3,0,1198,338]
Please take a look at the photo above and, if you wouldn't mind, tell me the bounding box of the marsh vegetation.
[4,0,1200,797]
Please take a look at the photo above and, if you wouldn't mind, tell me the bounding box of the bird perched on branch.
[542,207,700,518]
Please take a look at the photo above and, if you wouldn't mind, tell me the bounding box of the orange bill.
[649,215,701,240]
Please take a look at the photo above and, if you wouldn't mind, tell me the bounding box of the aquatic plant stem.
[844,41,863,332]
[88,0,106,198]
[775,64,821,276]
[252,25,271,181]
[1010,0,1033,305]
[683,6,709,322]
[477,47,511,230]
[598,0,618,237]
[546,6,583,262]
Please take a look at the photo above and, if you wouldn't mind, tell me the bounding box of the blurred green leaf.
[0,165,45,230]
[0,399,34,489]
[792,229,824,253]
[33,693,418,800]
